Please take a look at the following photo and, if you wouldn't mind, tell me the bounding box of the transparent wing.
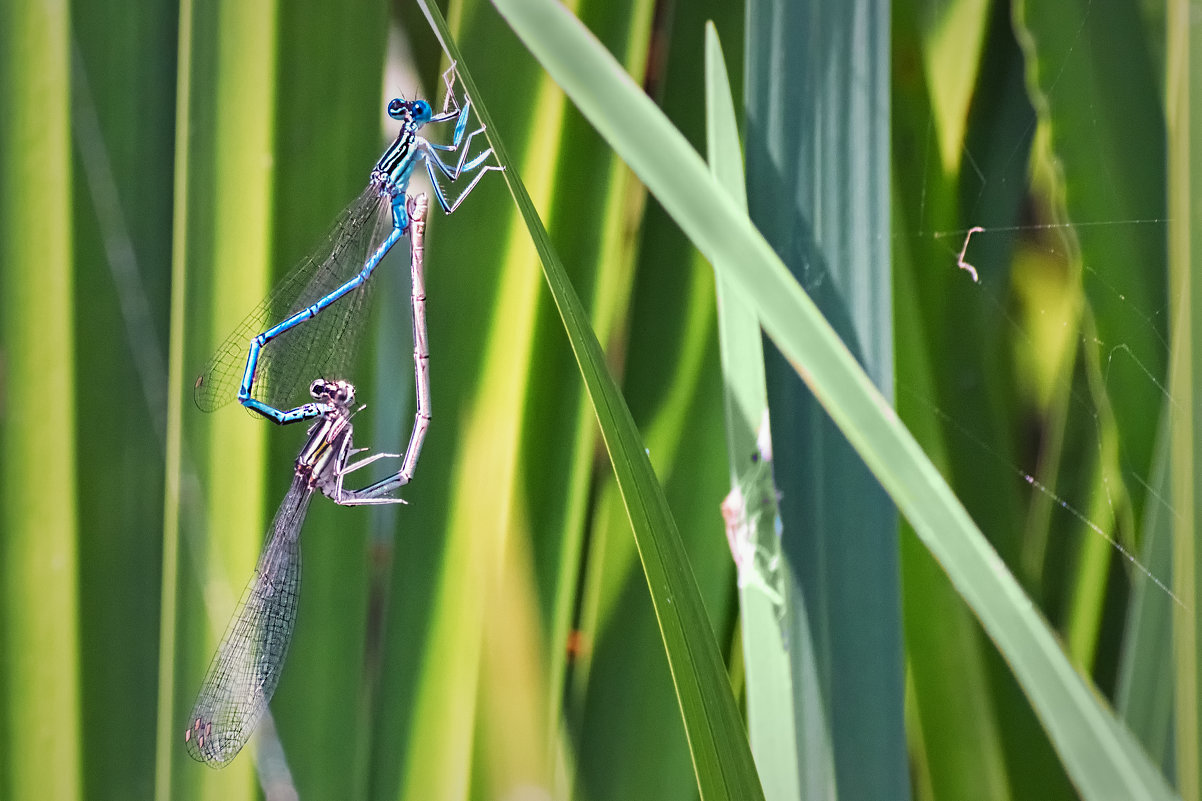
[194,181,398,413]
[183,475,312,766]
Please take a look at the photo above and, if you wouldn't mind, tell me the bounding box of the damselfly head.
[387,98,432,125]
[310,378,356,408]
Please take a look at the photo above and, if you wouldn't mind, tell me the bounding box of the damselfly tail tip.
[184,716,241,768]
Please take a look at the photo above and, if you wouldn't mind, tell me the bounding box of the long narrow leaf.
[71,1,175,795]
[159,0,277,797]
[0,3,82,798]
[705,22,810,801]
[1166,0,1200,793]
[742,1,905,797]
[1116,409,1175,768]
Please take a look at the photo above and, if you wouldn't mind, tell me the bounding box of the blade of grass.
[1167,0,1200,794]
[1116,404,1175,770]
[155,0,193,793]
[158,0,278,796]
[418,3,767,799]
[743,1,905,797]
[69,2,177,795]
[485,1,1178,798]
[705,22,810,801]
[0,2,82,798]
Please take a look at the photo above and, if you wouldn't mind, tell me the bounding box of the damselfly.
[184,196,433,766]
[185,378,410,765]
[194,63,498,426]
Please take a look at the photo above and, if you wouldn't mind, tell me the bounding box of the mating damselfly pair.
[184,66,500,766]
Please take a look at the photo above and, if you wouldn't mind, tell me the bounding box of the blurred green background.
[0,0,1196,799]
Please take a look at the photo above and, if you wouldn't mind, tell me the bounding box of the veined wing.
[183,475,311,766]
[194,181,397,414]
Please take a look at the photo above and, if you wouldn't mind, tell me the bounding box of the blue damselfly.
[194,64,497,428]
